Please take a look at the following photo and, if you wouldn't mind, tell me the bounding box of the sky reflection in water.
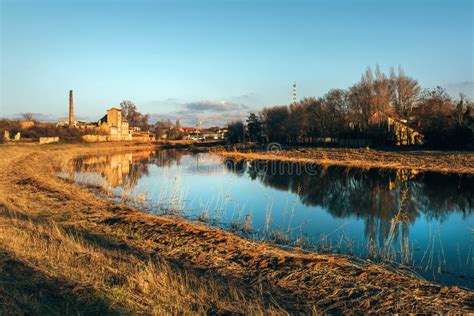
[70,150,474,288]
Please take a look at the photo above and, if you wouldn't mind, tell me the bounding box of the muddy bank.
[0,143,472,313]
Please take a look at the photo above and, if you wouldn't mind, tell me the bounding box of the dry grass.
[0,143,472,313]
[212,146,474,174]
[0,205,282,314]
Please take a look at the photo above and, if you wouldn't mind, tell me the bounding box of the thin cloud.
[184,100,248,112]
[445,81,474,98]
[148,99,252,127]
[149,111,248,127]
[142,95,257,127]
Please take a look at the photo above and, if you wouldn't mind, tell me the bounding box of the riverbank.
[212,146,474,174]
[0,143,472,313]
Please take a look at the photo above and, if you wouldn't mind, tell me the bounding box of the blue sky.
[1,0,473,126]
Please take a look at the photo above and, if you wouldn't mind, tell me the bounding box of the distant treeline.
[229,65,473,149]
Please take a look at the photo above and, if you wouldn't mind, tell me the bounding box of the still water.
[68,149,474,288]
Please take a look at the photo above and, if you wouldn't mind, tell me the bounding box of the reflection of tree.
[238,160,473,242]
[148,149,187,168]
[415,173,474,220]
[123,160,150,190]
[225,159,247,176]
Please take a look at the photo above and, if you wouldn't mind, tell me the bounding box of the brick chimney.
[69,90,74,127]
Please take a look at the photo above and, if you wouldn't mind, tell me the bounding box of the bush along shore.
[0,143,472,313]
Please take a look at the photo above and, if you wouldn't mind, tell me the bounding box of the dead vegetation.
[0,143,472,313]
[0,206,281,314]
[211,146,474,174]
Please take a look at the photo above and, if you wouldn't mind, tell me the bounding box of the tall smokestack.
[69,90,74,127]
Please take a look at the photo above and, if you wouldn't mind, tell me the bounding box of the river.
[66,149,474,289]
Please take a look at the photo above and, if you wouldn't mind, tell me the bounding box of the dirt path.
[0,143,472,313]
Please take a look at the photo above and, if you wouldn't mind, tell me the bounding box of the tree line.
[228,65,473,149]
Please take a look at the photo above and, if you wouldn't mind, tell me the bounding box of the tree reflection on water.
[71,150,474,287]
[229,159,473,241]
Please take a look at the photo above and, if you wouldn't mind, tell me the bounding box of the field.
[0,143,472,314]
[212,146,474,174]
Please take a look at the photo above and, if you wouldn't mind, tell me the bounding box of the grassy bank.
[211,146,474,174]
[0,143,472,313]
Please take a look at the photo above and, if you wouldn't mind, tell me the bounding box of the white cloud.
[184,99,247,112]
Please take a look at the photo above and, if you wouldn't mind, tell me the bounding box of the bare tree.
[154,119,173,139]
[389,66,421,117]
[321,89,349,142]
[120,100,150,130]
[246,113,262,142]
[287,102,307,142]
[255,65,471,149]
[373,64,391,115]
[228,120,245,143]
[261,106,289,143]
[21,113,35,121]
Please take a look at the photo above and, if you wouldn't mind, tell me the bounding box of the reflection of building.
[79,151,154,187]
[80,153,132,187]
[104,153,133,187]
[388,169,419,191]
[98,108,132,141]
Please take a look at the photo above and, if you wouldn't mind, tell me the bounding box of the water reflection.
[73,151,473,235]
[231,160,473,243]
[69,150,474,288]
[74,151,154,189]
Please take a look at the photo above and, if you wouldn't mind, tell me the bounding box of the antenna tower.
[292,81,297,104]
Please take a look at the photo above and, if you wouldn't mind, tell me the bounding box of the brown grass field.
[212,146,474,174]
[0,142,472,314]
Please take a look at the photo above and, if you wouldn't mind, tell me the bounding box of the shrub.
[19,124,106,143]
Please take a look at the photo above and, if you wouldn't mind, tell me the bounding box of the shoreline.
[211,146,474,174]
[0,143,472,313]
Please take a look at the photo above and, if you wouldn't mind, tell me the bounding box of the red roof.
[181,127,197,133]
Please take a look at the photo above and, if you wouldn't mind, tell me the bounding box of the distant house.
[19,121,35,129]
[370,111,425,146]
[201,127,228,140]
[387,117,424,146]
[132,131,155,142]
[180,127,200,140]
[344,111,425,147]
[98,108,132,141]
[3,130,21,141]
[180,126,227,140]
